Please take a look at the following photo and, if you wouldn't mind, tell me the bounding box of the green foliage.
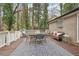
[21,4,30,30]
[39,3,48,31]
[32,3,48,31]
[1,3,49,31]
[32,3,41,29]
[3,3,15,31]
[60,3,63,15]
[16,12,20,30]
[60,3,79,15]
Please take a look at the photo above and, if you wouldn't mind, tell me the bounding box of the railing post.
[6,31,10,45]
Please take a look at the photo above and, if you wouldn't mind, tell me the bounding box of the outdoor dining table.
[29,33,49,41]
[29,34,49,38]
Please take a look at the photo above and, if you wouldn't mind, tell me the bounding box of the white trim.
[77,14,79,43]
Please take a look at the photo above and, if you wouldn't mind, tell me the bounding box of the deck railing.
[0,31,21,48]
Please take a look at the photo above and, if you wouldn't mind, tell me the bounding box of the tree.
[35,3,41,29]
[3,3,15,31]
[32,3,41,29]
[32,4,34,29]
[62,3,79,14]
[40,3,49,31]
[13,3,19,15]
[0,4,4,31]
[32,3,49,31]
[49,3,60,18]
[16,11,20,30]
[60,3,63,16]
[22,3,30,30]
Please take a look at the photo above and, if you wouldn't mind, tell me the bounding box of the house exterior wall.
[63,14,77,43]
[49,21,58,33]
[49,14,77,43]
[49,22,63,33]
